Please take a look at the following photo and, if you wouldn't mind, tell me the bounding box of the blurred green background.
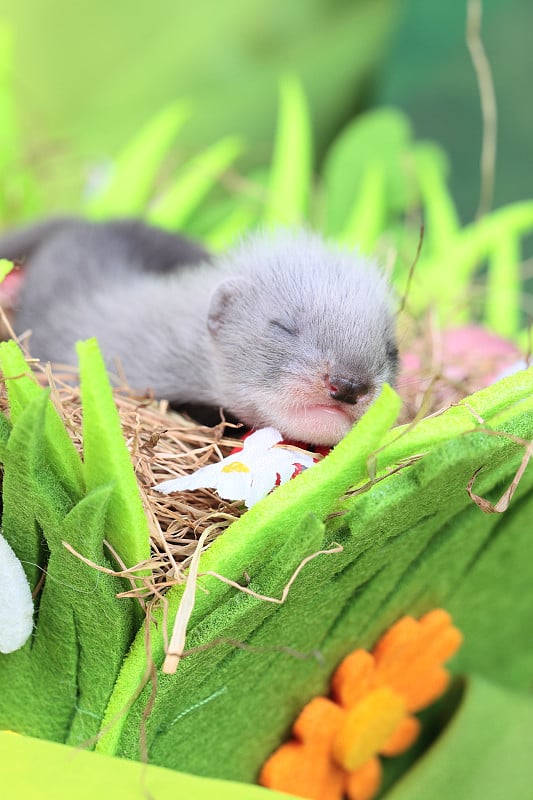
[0,0,531,222]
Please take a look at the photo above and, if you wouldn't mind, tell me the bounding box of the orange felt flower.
[259,609,462,800]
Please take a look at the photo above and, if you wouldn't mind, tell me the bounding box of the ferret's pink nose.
[327,376,370,405]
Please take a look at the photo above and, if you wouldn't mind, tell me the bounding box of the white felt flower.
[0,533,34,654]
[154,427,316,508]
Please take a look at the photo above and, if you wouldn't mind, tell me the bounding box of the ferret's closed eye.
[386,341,399,362]
[269,319,298,336]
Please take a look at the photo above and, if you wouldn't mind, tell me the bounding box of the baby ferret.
[0,218,398,446]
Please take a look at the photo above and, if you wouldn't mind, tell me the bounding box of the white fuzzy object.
[0,532,34,654]
[154,427,316,508]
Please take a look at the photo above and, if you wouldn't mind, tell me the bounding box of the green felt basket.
[0,338,532,798]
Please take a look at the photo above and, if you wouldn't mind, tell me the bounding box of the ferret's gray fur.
[2,218,398,445]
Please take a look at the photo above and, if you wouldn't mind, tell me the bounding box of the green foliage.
[85,102,190,218]
[79,78,533,343]
[265,75,313,227]
[323,108,413,240]
[0,341,149,740]
[148,136,243,230]
[0,390,140,743]
[411,142,460,253]
[0,340,84,500]
[77,338,151,576]
[485,232,521,338]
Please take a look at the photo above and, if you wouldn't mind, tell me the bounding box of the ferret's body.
[1,219,398,445]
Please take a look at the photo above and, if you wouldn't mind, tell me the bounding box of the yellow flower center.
[332,686,405,772]
[221,461,250,473]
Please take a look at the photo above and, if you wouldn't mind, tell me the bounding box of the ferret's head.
[207,230,398,446]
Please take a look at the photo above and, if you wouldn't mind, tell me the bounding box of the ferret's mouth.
[256,381,379,446]
[305,403,354,423]
[278,402,356,446]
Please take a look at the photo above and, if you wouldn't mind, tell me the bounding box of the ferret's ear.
[207,279,245,337]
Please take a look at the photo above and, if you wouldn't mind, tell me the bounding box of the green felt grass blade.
[385,677,533,800]
[0,484,140,743]
[60,487,141,746]
[370,367,533,475]
[76,339,151,573]
[323,108,411,237]
[412,142,460,256]
[0,258,14,282]
[410,201,533,319]
[0,396,102,740]
[0,732,293,800]
[434,201,533,287]
[2,391,74,540]
[148,136,242,230]
[0,339,40,422]
[484,231,521,338]
[0,396,50,590]
[446,488,533,686]
[339,160,387,252]
[0,340,84,500]
[1,389,106,592]
[86,102,189,218]
[0,388,139,742]
[265,75,313,226]
[0,410,11,460]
